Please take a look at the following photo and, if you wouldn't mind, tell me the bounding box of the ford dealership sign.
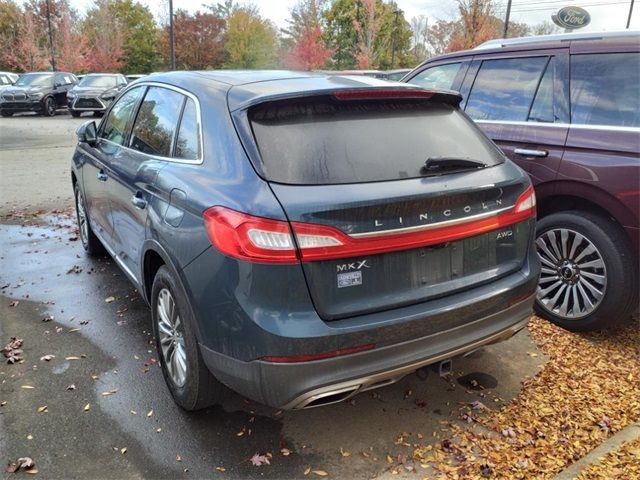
[552,6,591,29]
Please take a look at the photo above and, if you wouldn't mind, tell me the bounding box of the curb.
[553,421,640,480]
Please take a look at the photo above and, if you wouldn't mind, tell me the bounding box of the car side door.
[460,50,570,186]
[85,86,146,248]
[106,85,188,282]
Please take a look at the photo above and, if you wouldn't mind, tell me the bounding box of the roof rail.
[474,30,640,50]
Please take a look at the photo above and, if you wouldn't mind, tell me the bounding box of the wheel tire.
[0,110,12,117]
[70,109,81,118]
[534,211,638,331]
[43,97,56,116]
[151,265,226,410]
[74,183,103,256]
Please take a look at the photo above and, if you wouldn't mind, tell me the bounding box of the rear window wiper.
[422,157,488,175]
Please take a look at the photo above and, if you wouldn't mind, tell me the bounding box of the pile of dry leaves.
[576,437,640,479]
[413,316,640,479]
[2,337,24,364]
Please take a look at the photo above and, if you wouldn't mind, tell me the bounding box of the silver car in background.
[67,73,127,117]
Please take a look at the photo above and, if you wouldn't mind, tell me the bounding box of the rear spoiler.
[229,86,462,112]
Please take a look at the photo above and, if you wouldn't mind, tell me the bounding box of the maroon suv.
[403,31,639,331]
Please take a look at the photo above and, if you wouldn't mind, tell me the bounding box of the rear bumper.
[200,292,535,409]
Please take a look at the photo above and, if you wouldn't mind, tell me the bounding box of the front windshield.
[79,75,118,88]
[15,73,53,87]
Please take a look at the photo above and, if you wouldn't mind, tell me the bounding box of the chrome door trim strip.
[475,119,640,133]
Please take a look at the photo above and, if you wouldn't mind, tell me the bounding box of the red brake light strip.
[203,186,536,264]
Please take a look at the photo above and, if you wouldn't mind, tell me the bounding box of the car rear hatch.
[233,87,536,321]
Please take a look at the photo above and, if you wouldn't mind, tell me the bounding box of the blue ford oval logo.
[552,6,591,29]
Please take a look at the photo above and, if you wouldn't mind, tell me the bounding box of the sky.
[68,0,639,32]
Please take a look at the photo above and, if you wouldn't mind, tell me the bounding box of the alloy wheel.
[45,98,55,116]
[536,228,607,319]
[156,288,188,387]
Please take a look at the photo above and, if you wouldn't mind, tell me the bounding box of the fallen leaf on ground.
[40,355,55,362]
[147,409,153,417]
[66,384,76,391]
[83,403,90,412]
[101,389,117,396]
[304,467,311,475]
[2,337,24,363]
[576,437,640,479]
[215,466,225,472]
[20,385,34,389]
[413,317,640,479]
[339,447,350,457]
[105,296,115,303]
[42,315,54,322]
[65,356,81,361]
[312,470,328,476]
[9,300,19,307]
[250,453,272,466]
[37,406,48,413]
[281,448,291,456]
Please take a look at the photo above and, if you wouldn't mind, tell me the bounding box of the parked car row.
[0,72,148,117]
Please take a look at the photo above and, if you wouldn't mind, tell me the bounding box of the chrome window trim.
[99,81,204,165]
[475,119,640,132]
[349,205,512,239]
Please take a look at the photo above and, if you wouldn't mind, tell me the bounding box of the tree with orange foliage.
[287,26,333,70]
[158,11,225,70]
[448,0,496,51]
[285,0,333,70]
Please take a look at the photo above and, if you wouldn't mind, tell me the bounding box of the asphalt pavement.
[0,113,547,479]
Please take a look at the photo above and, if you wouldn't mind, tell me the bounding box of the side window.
[465,57,549,121]
[528,58,554,123]
[571,53,640,127]
[407,63,462,90]
[54,73,65,86]
[100,86,144,146]
[175,98,201,160]
[130,87,184,157]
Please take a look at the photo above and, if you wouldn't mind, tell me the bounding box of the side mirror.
[76,121,97,146]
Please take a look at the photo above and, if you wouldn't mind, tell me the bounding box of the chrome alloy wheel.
[536,228,607,319]
[76,190,89,246]
[157,288,187,387]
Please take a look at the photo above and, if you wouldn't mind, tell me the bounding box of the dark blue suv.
[71,71,540,410]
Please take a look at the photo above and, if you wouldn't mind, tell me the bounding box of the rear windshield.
[249,99,504,185]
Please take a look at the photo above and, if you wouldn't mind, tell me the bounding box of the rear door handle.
[96,170,108,182]
[514,148,548,158]
[131,193,147,210]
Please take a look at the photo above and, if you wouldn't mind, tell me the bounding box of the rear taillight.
[203,207,347,264]
[203,207,299,263]
[204,187,537,264]
[514,185,537,216]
